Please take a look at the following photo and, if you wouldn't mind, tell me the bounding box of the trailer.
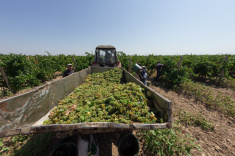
[0,66,172,138]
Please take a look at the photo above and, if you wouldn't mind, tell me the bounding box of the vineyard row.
[0,52,234,96]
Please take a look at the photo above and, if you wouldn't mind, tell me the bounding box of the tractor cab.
[91,45,122,67]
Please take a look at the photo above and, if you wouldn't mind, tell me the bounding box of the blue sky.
[1,0,235,55]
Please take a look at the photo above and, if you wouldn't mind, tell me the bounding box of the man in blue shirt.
[140,66,147,85]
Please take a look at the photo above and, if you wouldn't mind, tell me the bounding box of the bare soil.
[147,82,235,156]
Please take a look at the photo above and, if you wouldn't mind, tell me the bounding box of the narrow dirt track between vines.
[148,83,235,156]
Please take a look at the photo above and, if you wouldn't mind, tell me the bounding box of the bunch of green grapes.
[43,68,157,125]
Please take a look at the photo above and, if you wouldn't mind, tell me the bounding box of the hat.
[67,64,72,66]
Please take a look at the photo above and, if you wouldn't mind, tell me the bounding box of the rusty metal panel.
[0,67,91,133]
[0,84,51,132]
[0,122,168,137]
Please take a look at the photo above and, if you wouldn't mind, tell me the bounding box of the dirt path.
[148,84,235,156]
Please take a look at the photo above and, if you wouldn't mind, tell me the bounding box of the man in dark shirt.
[63,64,74,78]
[155,62,164,82]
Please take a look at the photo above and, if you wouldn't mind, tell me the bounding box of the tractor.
[91,45,122,67]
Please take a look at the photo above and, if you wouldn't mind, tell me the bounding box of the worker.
[155,62,164,82]
[63,64,74,78]
[105,52,113,63]
[140,66,148,85]
[98,56,103,63]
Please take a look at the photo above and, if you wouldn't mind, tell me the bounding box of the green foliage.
[117,52,130,70]
[11,135,30,143]
[227,58,235,78]
[160,57,188,89]
[193,57,212,78]
[0,54,39,92]
[0,52,94,93]
[13,133,53,156]
[176,111,214,131]
[0,133,54,155]
[0,135,30,155]
[118,53,234,89]
[0,53,234,94]
[192,55,233,81]
[137,126,200,155]
[181,80,235,119]
[0,88,13,98]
